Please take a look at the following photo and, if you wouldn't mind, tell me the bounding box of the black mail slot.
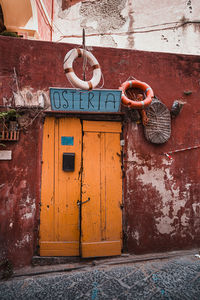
[63,153,75,171]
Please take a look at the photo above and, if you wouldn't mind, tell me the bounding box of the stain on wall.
[127,0,134,48]
[80,0,126,46]
[186,0,193,13]
[0,115,43,267]
[62,0,81,10]
[80,0,126,31]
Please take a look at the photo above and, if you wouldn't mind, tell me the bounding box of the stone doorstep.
[11,249,199,279]
[32,256,82,266]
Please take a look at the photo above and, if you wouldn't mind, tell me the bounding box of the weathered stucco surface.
[53,0,200,55]
[0,117,43,267]
[0,36,199,266]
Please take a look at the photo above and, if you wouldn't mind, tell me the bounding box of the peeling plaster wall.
[53,0,200,55]
[121,49,200,253]
[0,118,43,267]
[123,137,200,253]
[0,36,200,266]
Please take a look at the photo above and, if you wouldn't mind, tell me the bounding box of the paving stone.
[64,285,84,300]
[0,283,15,300]
[99,278,128,298]
[12,279,44,300]
[71,269,108,285]
[91,289,111,300]
[104,266,135,280]
[180,274,200,300]
[128,276,158,299]
[77,295,91,300]
[121,268,146,287]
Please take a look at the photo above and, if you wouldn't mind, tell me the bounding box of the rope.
[164,144,200,160]
[125,87,149,126]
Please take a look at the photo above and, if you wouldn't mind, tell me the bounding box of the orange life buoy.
[119,80,154,109]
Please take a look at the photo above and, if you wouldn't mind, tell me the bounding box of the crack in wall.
[127,0,134,48]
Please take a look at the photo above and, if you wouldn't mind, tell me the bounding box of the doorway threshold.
[12,249,198,280]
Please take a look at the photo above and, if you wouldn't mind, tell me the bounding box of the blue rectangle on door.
[61,136,74,146]
[50,88,121,112]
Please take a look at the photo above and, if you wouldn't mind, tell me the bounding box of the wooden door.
[39,118,122,257]
[39,118,81,256]
[81,121,122,257]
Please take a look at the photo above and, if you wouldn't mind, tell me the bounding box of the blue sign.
[61,136,74,146]
[50,88,121,112]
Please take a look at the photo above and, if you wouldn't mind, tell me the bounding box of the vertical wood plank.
[81,131,101,243]
[54,118,59,241]
[100,133,106,241]
[105,132,122,243]
[40,117,55,242]
[57,118,82,243]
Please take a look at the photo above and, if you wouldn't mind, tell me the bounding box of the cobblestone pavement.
[0,255,200,299]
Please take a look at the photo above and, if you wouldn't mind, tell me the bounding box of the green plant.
[0,109,20,121]
[0,110,20,144]
[0,30,19,37]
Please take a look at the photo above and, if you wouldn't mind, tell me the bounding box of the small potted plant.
[0,109,20,141]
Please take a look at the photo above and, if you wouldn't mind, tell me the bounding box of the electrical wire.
[55,20,200,42]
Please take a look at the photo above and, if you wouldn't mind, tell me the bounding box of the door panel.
[40,118,81,256]
[81,121,122,257]
[83,120,122,133]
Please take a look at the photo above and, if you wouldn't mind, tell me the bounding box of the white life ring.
[63,48,101,90]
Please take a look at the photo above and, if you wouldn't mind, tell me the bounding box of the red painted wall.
[0,120,43,267]
[122,53,200,254]
[0,36,199,266]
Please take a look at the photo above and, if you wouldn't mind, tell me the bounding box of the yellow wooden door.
[39,117,82,256]
[40,118,122,257]
[81,121,122,257]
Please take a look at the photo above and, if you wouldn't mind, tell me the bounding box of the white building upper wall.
[53,0,200,55]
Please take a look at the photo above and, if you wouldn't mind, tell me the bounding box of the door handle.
[77,197,90,206]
